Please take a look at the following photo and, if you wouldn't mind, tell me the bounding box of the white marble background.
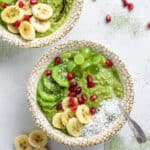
[0,0,150,149]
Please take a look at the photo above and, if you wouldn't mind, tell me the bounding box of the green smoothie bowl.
[0,0,83,48]
[27,40,134,147]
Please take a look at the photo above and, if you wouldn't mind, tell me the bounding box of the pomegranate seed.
[68,92,76,97]
[67,72,74,80]
[54,56,61,65]
[127,3,134,11]
[68,86,75,92]
[106,15,111,23]
[81,94,88,102]
[1,2,7,8]
[86,75,93,83]
[90,95,97,101]
[14,20,21,27]
[71,105,77,111]
[43,70,51,76]
[30,0,37,5]
[56,104,62,110]
[88,82,95,88]
[147,22,150,28]
[23,15,30,22]
[75,87,82,94]
[69,97,75,106]
[105,59,113,67]
[90,108,96,115]
[122,0,128,7]
[69,81,77,87]
[78,97,84,104]
[18,1,24,8]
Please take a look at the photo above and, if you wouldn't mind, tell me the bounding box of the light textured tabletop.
[0,0,150,149]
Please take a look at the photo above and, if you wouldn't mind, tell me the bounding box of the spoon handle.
[119,103,147,144]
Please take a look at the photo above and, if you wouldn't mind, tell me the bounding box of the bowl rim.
[0,0,83,48]
[27,40,134,147]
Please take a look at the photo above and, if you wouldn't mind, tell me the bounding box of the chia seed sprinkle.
[81,99,121,137]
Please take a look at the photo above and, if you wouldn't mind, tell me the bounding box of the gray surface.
[0,0,150,149]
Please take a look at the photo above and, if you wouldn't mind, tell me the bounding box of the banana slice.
[28,130,48,148]
[1,6,24,23]
[62,97,78,110]
[16,0,32,16]
[61,109,75,127]
[76,104,91,124]
[19,21,35,40]
[66,118,83,137]
[14,135,32,150]
[30,16,50,33]
[32,3,53,20]
[52,112,65,129]
[7,24,19,33]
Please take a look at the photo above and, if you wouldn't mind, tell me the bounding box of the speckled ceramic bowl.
[27,40,134,147]
[0,0,83,48]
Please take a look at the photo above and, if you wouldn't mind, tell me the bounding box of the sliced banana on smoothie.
[76,104,91,124]
[19,21,35,40]
[30,16,50,33]
[16,0,32,16]
[32,3,53,20]
[1,6,24,23]
[14,135,32,150]
[28,130,48,148]
[66,118,83,137]
[61,109,75,126]
[7,24,19,34]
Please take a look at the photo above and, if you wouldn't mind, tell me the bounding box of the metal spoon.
[118,103,147,144]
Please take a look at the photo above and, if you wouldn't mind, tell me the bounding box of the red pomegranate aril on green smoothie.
[90,108,96,115]
[127,3,134,11]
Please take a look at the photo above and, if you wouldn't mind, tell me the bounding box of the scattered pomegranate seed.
[105,15,111,23]
[71,105,77,111]
[78,97,84,104]
[43,70,51,76]
[67,72,74,80]
[122,0,128,7]
[23,15,30,22]
[68,86,75,92]
[90,95,97,101]
[147,22,150,29]
[81,94,88,102]
[14,20,21,27]
[90,108,96,115]
[127,3,134,11]
[18,1,24,8]
[56,104,63,110]
[69,97,75,106]
[69,81,77,88]
[54,56,61,64]
[1,2,7,8]
[88,82,95,88]
[75,87,82,94]
[68,92,76,97]
[105,59,113,67]
[30,0,37,5]
[86,75,93,83]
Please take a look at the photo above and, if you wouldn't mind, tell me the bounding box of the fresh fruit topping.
[75,87,82,94]
[1,2,7,8]
[68,86,75,92]
[14,20,21,27]
[81,94,88,102]
[90,108,96,115]
[54,56,61,65]
[105,15,111,23]
[30,0,37,5]
[78,97,85,104]
[23,15,30,22]
[90,95,97,101]
[67,72,74,80]
[122,0,128,7]
[88,82,95,88]
[69,81,77,88]
[68,92,76,97]
[69,97,75,106]
[74,54,85,65]
[105,59,113,67]
[18,1,24,8]
[56,104,63,110]
[86,75,93,83]
[43,70,51,76]
[7,24,19,34]
[71,105,77,111]
[147,22,150,29]
[127,3,134,11]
